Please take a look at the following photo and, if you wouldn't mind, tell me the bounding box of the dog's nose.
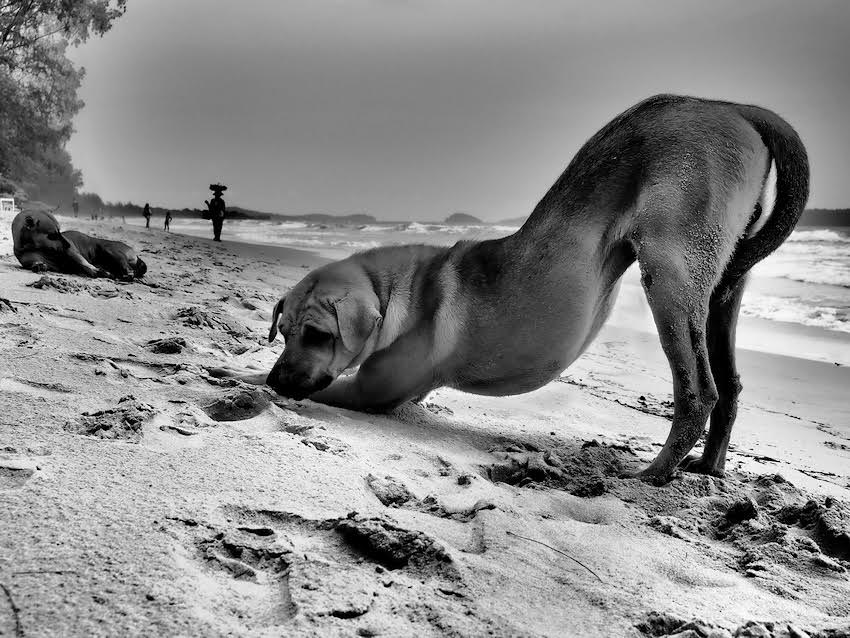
[315,374,334,391]
[266,368,309,399]
[265,367,287,394]
[266,369,333,400]
[266,378,308,400]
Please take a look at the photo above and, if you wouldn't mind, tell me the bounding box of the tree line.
[0,0,126,204]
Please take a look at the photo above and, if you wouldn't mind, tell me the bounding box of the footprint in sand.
[73,353,181,383]
[0,457,39,490]
[0,377,72,399]
[633,472,850,615]
[167,506,480,633]
[364,473,495,522]
[42,312,95,332]
[170,518,297,629]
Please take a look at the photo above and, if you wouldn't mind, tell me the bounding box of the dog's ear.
[333,293,382,355]
[268,296,286,343]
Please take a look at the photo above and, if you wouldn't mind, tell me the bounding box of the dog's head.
[266,264,382,399]
[16,211,67,252]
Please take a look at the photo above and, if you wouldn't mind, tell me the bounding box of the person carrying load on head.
[204,183,227,242]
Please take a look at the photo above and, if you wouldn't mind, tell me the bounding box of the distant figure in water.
[205,184,227,242]
[164,210,172,232]
[72,198,79,218]
[143,202,152,228]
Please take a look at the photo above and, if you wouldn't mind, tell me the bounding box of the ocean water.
[746,228,850,334]
[132,217,850,336]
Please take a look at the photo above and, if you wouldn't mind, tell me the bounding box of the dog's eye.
[302,325,333,347]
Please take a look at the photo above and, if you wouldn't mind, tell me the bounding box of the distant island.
[444,212,483,224]
[798,208,850,227]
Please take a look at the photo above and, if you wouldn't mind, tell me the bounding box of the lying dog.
[12,210,147,280]
[265,94,809,483]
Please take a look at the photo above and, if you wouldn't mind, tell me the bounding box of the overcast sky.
[67,0,850,221]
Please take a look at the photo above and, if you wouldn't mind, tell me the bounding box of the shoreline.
[112,212,850,365]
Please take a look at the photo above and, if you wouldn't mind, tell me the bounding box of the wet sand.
[1,211,849,637]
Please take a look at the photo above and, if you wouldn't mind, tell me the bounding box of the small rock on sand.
[27,275,83,293]
[335,514,456,577]
[725,497,760,524]
[146,336,187,354]
[64,397,155,443]
[365,474,416,507]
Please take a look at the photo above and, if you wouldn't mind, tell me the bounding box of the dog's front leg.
[308,325,439,412]
[63,239,102,277]
[307,373,370,410]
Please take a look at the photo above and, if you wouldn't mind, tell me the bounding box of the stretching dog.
[265,95,809,483]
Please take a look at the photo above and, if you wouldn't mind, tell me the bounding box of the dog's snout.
[266,366,333,400]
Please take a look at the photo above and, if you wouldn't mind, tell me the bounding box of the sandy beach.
[1,211,849,637]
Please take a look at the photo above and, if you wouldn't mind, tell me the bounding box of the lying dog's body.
[266,95,809,483]
[12,210,147,280]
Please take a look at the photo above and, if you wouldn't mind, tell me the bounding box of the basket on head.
[209,183,227,194]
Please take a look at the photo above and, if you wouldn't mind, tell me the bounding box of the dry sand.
[1,210,849,637]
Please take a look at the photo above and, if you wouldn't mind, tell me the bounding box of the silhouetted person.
[72,198,79,218]
[205,190,226,241]
[164,210,172,232]
[143,203,151,228]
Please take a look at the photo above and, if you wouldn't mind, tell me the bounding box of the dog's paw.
[618,467,677,486]
[31,262,47,273]
[679,455,725,478]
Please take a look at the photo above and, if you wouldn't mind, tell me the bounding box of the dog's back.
[63,230,146,280]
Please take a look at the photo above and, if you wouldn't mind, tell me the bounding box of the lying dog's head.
[14,211,66,252]
[266,263,382,399]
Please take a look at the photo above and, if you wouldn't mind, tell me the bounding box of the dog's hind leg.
[633,236,722,484]
[680,277,747,477]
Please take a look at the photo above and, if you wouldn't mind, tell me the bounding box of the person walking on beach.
[164,210,172,232]
[143,203,152,228]
[204,184,226,242]
[72,198,79,218]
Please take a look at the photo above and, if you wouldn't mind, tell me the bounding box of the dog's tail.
[133,256,147,278]
[715,104,810,299]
